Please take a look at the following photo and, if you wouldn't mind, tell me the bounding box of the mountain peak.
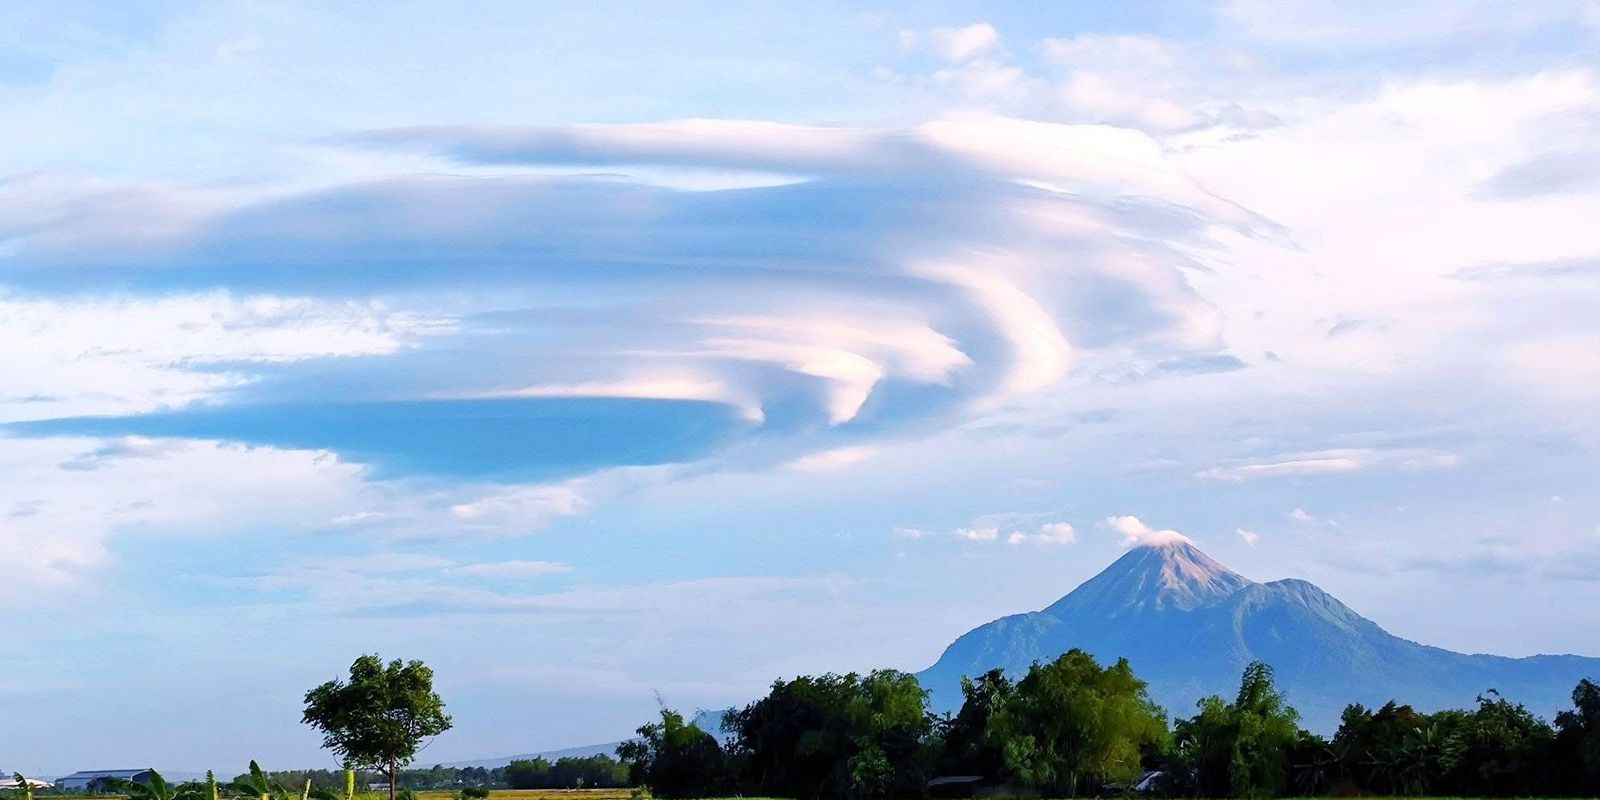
[1047,539,1253,616]
[920,538,1600,733]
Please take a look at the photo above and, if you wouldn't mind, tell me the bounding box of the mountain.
[917,539,1600,732]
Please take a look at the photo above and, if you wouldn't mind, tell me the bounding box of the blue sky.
[4,0,1600,777]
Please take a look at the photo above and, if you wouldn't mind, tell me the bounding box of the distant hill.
[916,539,1600,732]
[442,741,624,769]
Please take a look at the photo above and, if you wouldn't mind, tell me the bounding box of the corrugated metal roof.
[58,770,152,779]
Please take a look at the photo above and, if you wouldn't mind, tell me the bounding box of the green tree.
[502,759,551,790]
[932,668,1015,780]
[547,755,628,789]
[302,655,454,800]
[1174,661,1304,797]
[1555,678,1600,794]
[1439,690,1554,796]
[723,670,930,800]
[989,650,1168,796]
[616,708,728,799]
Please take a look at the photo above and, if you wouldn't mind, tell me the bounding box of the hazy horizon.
[3,0,1599,777]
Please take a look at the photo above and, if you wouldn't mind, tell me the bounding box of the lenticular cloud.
[2,114,1273,471]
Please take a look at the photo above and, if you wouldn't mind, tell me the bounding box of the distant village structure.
[0,779,54,791]
[55,770,155,793]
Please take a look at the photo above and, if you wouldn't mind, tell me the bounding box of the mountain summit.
[917,542,1600,731]
[1046,539,1252,615]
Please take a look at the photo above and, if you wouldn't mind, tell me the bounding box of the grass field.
[37,792,639,800]
[411,791,635,800]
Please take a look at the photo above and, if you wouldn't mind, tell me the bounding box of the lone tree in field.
[302,654,453,800]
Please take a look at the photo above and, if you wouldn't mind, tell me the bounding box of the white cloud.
[0,291,452,423]
[1036,34,1206,132]
[1199,456,1363,481]
[784,446,880,473]
[1007,521,1078,546]
[927,23,1002,63]
[484,377,765,423]
[913,258,1074,404]
[891,526,926,540]
[1197,448,1463,481]
[0,436,371,594]
[445,560,574,578]
[1498,335,1600,405]
[1039,35,1180,70]
[0,431,612,599]
[1106,515,1192,547]
[955,526,1000,542]
[1237,528,1260,546]
[1286,507,1317,524]
[447,484,590,529]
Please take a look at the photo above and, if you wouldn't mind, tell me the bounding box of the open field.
[34,793,641,800]
[412,792,635,800]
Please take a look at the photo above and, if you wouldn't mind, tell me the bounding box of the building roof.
[58,770,153,780]
[0,779,54,789]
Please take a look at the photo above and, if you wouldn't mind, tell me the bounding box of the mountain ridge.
[916,539,1600,732]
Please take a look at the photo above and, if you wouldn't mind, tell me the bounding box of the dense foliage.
[617,651,1600,799]
[501,755,627,789]
[616,708,731,798]
[1172,662,1305,797]
[985,652,1169,795]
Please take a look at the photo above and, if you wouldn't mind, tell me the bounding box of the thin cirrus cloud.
[1195,448,1462,482]
[2,114,1265,484]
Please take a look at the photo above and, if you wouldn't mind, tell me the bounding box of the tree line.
[249,755,626,792]
[617,649,1600,798]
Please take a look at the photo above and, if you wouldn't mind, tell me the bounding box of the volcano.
[916,539,1600,731]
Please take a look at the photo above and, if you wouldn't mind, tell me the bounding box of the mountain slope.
[917,540,1600,731]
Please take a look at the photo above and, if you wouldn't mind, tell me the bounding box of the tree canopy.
[615,708,729,799]
[988,650,1169,796]
[302,654,453,800]
[723,669,931,800]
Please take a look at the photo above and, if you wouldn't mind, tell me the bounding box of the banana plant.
[117,771,203,800]
[229,762,311,800]
[12,774,34,800]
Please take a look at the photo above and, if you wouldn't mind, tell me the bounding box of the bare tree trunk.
[389,759,398,800]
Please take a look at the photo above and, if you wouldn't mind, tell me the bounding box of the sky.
[3,0,1600,777]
